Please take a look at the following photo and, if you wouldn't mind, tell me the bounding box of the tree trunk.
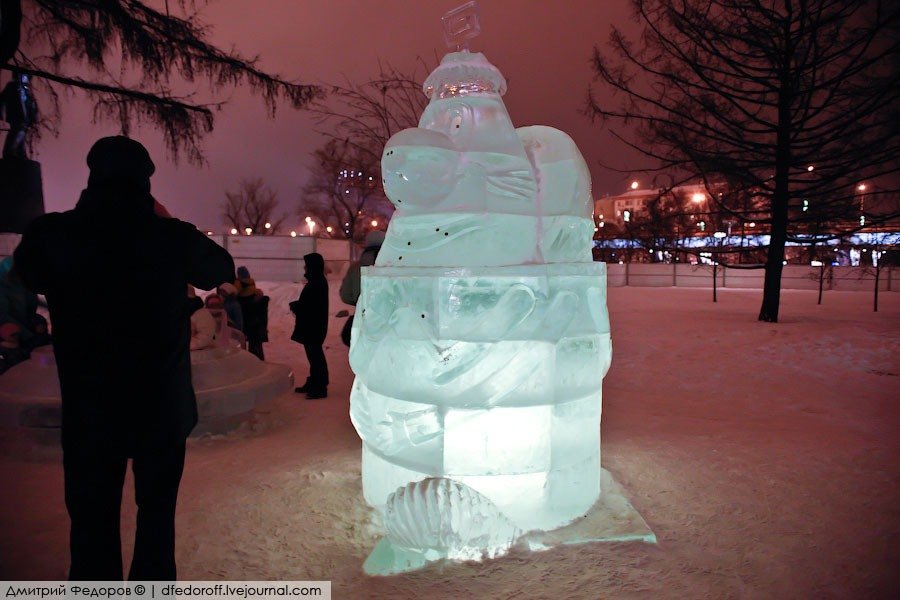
[759,164,790,321]
[759,48,793,324]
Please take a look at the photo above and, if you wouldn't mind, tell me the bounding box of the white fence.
[1,233,895,290]
[606,262,897,291]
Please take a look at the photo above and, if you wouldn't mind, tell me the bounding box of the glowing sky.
[25,0,641,231]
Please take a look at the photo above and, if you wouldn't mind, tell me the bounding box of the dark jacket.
[238,293,269,343]
[290,253,328,345]
[13,185,235,450]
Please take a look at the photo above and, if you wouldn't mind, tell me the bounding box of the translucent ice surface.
[384,478,521,561]
[350,51,612,561]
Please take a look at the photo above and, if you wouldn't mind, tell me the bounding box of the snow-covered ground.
[2,278,898,598]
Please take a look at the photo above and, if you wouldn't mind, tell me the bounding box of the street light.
[230,228,238,235]
[630,181,639,190]
[244,227,252,235]
[371,220,378,228]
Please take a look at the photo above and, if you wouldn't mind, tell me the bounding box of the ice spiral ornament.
[350,51,612,562]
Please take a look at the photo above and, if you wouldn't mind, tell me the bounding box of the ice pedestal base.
[363,467,656,576]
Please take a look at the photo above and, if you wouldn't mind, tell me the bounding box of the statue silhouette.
[1,72,37,160]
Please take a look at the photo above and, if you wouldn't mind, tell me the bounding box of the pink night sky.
[26,0,641,232]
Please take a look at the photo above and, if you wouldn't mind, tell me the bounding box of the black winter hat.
[86,136,155,184]
[303,252,325,276]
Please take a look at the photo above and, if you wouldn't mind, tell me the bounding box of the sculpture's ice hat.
[423,52,507,100]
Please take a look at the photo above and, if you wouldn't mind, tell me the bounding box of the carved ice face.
[381,128,459,209]
[381,95,532,213]
[419,97,521,155]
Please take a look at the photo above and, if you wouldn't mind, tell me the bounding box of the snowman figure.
[350,50,612,572]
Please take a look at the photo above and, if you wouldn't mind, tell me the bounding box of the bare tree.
[308,60,430,167]
[303,138,392,257]
[222,178,285,235]
[302,61,430,254]
[588,0,900,322]
[0,0,321,162]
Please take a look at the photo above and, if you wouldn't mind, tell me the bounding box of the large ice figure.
[349,19,611,569]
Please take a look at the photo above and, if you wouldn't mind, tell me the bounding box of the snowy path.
[2,281,898,598]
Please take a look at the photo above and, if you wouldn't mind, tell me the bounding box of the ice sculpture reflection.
[349,50,612,568]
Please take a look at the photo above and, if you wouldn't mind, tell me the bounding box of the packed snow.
[1,278,898,598]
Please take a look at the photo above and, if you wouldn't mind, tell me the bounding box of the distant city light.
[807,165,814,172]
[623,210,631,222]
[858,183,867,191]
[230,228,238,235]
[326,226,333,233]
[749,222,756,228]
[264,222,271,229]
[713,231,727,239]
[206,231,213,235]
[371,220,378,227]
[811,260,823,266]
[630,181,639,190]
[691,193,705,203]
[305,216,312,223]
[290,231,297,237]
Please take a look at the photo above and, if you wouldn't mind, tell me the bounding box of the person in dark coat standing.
[13,136,235,581]
[290,252,329,399]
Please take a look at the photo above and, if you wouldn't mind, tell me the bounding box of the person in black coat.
[290,252,329,399]
[13,136,235,581]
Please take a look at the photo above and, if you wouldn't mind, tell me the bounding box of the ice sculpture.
[349,19,611,571]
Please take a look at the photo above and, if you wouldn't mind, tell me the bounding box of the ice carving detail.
[384,477,521,561]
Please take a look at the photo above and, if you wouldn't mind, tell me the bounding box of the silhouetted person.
[1,71,37,159]
[290,253,329,399]
[339,230,383,346]
[234,266,267,359]
[13,136,234,581]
